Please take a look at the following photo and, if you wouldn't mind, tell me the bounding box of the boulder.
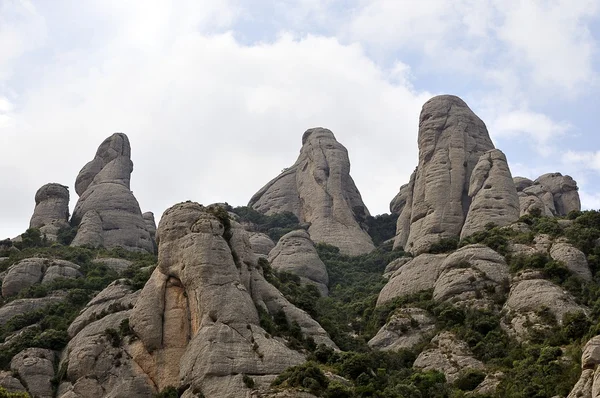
[502,279,586,340]
[0,371,26,393]
[550,242,592,281]
[249,128,374,256]
[2,258,81,297]
[268,230,329,296]
[0,293,66,324]
[368,308,435,351]
[393,95,495,254]
[513,177,534,192]
[535,173,581,216]
[249,232,276,256]
[460,150,520,239]
[29,183,70,241]
[413,332,485,383]
[377,254,447,306]
[10,348,55,398]
[433,244,509,310]
[71,133,154,253]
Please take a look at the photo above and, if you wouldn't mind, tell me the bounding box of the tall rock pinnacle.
[70,133,155,252]
[29,183,70,241]
[393,95,519,254]
[249,127,374,255]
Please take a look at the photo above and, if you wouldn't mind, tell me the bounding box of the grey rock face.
[249,128,374,256]
[568,336,600,398]
[517,173,581,217]
[0,293,65,324]
[91,258,134,275]
[127,202,334,397]
[550,242,592,281]
[460,150,520,239]
[10,348,55,398]
[268,230,329,296]
[71,133,154,253]
[413,332,485,384]
[433,244,509,310]
[249,232,276,256]
[2,258,81,297]
[502,278,586,341]
[393,95,495,254]
[368,308,435,351]
[377,254,447,306]
[29,183,70,241]
[0,371,26,393]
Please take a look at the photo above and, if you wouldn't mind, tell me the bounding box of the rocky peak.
[29,183,70,241]
[249,127,374,255]
[393,95,497,254]
[70,133,155,253]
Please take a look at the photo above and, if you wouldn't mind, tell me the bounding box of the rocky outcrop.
[249,128,374,256]
[10,348,55,398]
[0,293,66,324]
[550,242,592,281]
[368,308,435,351]
[516,173,581,217]
[377,254,447,306]
[413,332,485,383]
[29,183,70,241]
[125,202,335,397]
[502,277,586,341]
[0,371,26,393]
[392,95,496,254]
[268,230,329,296]
[2,258,81,297]
[71,133,154,253]
[460,150,520,239]
[249,233,276,257]
[568,336,600,398]
[433,244,509,310]
[91,258,134,274]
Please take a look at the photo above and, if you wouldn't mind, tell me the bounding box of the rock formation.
[249,232,276,257]
[71,133,155,253]
[10,348,55,398]
[368,308,435,351]
[392,95,496,254]
[268,230,329,296]
[29,183,70,241]
[515,173,581,217]
[1,258,81,297]
[460,150,520,239]
[60,202,338,397]
[413,332,485,384]
[249,128,374,255]
[568,336,600,398]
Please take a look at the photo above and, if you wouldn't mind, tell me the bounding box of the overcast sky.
[1,0,600,239]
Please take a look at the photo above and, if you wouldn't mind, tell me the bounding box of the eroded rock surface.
[29,183,70,241]
[10,348,55,398]
[413,332,485,383]
[377,254,447,306]
[502,278,586,341]
[268,230,329,296]
[517,173,581,217]
[71,133,154,252]
[2,258,81,297]
[249,128,374,255]
[433,244,509,310]
[392,95,495,254]
[368,308,435,351]
[550,242,592,281]
[249,232,276,256]
[125,202,335,397]
[460,150,520,239]
[568,336,600,398]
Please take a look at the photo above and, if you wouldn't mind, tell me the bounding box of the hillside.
[0,95,598,398]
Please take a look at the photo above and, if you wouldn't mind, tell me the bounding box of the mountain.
[0,96,599,398]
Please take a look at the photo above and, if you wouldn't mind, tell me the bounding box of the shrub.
[242,374,255,388]
[154,386,178,398]
[454,369,486,391]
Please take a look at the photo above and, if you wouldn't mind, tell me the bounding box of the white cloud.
[0,2,431,238]
[489,109,571,155]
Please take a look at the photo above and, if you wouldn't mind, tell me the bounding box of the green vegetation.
[366,213,399,246]
[228,205,301,241]
[0,386,29,398]
[0,242,156,370]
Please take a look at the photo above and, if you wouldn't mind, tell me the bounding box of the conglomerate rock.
[249,128,374,256]
[29,183,70,241]
[71,133,155,253]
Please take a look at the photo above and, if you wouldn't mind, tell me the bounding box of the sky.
[1,0,600,239]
